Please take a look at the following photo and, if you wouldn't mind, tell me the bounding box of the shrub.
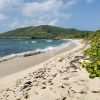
[82,30,100,78]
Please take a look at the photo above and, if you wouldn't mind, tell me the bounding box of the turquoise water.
[0,39,68,57]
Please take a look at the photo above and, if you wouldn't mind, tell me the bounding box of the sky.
[0,0,100,33]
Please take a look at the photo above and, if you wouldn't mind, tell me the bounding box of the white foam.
[31,41,37,43]
[0,51,40,62]
[46,40,53,43]
[25,42,28,43]
[35,46,55,52]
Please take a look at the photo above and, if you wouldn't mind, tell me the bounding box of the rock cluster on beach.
[0,43,100,100]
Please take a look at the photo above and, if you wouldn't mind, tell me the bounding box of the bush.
[82,30,100,78]
[89,74,96,79]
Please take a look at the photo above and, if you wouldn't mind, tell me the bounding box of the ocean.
[0,39,69,60]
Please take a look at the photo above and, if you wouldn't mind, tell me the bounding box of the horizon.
[0,0,100,33]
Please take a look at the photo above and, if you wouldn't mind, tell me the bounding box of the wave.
[35,46,55,52]
[0,46,57,62]
[31,41,37,43]
[0,51,41,62]
[46,40,53,43]
[25,42,28,43]
[25,41,37,44]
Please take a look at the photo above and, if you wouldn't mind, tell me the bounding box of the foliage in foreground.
[82,30,100,78]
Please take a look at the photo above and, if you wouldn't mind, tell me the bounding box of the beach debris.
[21,81,32,91]
[62,97,66,100]
[41,86,46,89]
[92,90,100,93]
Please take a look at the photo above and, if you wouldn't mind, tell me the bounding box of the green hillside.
[0,25,91,39]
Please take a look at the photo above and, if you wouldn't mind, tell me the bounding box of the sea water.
[0,39,69,60]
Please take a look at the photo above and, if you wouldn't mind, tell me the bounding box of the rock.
[62,97,66,100]
[41,86,46,89]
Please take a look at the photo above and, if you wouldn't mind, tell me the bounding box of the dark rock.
[41,86,46,89]
[92,90,100,93]
[62,97,66,100]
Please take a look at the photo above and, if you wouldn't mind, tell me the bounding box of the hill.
[0,25,91,39]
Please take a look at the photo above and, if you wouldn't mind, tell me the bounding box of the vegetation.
[82,30,100,78]
[0,25,91,39]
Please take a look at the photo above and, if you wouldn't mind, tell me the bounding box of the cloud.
[0,0,23,11]
[65,0,80,8]
[22,0,79,17]
[22,0,63,17]
[49,19,58,26]
[85,0,93,4]
[21,0,73,26]
[9,20,19,29]
[0,13,7,21]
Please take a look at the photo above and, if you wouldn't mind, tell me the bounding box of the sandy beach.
[0,39,100,100]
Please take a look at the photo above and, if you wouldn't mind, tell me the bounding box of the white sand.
[0,40,100,100]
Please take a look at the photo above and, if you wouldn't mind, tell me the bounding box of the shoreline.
[0,39,80,78]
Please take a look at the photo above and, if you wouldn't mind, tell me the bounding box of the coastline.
[0,39,70,62]
[0,39,100,100]
[0,39,79,78]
